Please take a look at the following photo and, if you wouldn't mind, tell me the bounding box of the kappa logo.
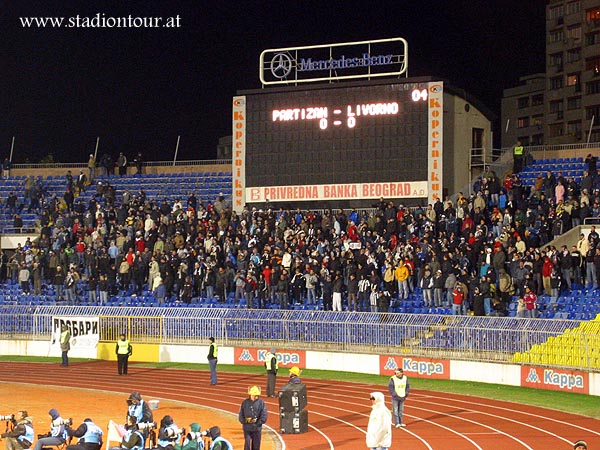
[525,368,541,383]
[383,357,399,372]
[238,349,254,362]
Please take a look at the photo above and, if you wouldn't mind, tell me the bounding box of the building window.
[549,30,565,44]
[586,6,600,22]
[550,5,564,20]
[567,48,581,63]
[532,115,544,130]
[567,25,582,42]
[586,79,600,94]
[567,73,581,91]
[517,97,529,109]
[567,121,582,138]
[532,134,544,145]
[517,136,530,146]
[586,32,600,46]
[567,1,581,15]
[586,105,600,120]
[550,100,564,120]
[550,52,563,71]
[585,56,600,75]
[548,124,564,137]
[517,117,530,128]
[567,96,582,110]
[531,94,544,106]
[550,76,564,90]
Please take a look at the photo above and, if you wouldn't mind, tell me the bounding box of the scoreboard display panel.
[232,80,443,209]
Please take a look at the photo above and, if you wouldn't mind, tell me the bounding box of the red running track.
[1,361,598,449]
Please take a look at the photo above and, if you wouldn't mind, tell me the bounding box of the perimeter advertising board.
[380,355,450,379]
[235,347,306,369]
[520,366,589,394]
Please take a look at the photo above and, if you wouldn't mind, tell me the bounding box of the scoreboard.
[232,80,443,210]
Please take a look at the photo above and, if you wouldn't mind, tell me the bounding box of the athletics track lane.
[0,361,598,449]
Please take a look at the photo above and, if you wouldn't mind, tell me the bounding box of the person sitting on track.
[66,418,103,450]
[32,409,68,450]
[174,423,204,450]
[0,410,34,450]
[109,416,146,450]
[206,427,232,450]
[156,416,182,450]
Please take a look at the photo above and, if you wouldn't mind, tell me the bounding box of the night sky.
[1,1,546,164]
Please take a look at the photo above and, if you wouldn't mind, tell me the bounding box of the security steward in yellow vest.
[264,348,278,397]
[513,141,524,173]
[116,333,133,376]
[387,367,410,428]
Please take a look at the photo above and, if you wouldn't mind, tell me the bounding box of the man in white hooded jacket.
[366,391,392,450]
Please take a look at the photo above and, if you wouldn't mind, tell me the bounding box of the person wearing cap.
[0,410,34,450]
[573,440,588,450]
[238,386,267,450]
[388,367,410,428]
[65,418,103,450]
[32,409,68,450]
[174,423,203,450]
[207,337,218,385]
[207,427,232,450]
[366,392,392,450]
[287,366,302,384]
[264,348,278,398]
[116,333,133,376]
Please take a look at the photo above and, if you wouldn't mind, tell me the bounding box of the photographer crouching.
[156,416,182,450]
[66,418,103,450]
[0,411,34,450]
[32,409,69,450]
[174,423,204,450]
[108,416,147,450]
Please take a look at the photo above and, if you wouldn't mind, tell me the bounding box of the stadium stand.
[1,150,600,371]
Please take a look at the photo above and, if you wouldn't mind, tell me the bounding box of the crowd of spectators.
[2,154,600,316]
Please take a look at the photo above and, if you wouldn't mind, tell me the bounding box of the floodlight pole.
[9,136,15,162]
[94,137,100,160]
[173,135,181,166]
[587,115,595,148]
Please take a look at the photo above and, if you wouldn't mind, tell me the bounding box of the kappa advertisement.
[380,355,450,379]
[520,366,589,394]
[235,347,306,368]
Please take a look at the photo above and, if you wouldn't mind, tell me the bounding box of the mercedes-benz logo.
[270,52,293,79]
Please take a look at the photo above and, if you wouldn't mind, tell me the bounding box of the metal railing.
[9,159,232,169]
[0,305,598,371]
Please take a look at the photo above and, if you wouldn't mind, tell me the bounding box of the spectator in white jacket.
[366,391,392,450]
